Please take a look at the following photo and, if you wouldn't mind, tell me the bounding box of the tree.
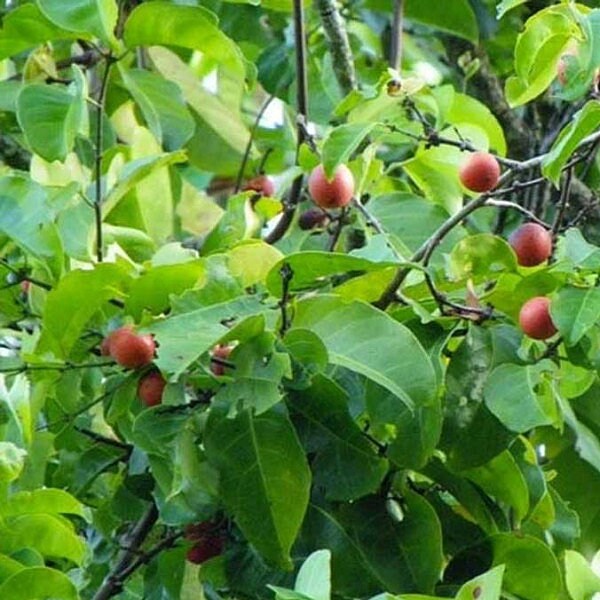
[1,0,600,598]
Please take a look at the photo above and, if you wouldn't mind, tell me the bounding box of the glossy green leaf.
[295,550,331,600]
[484,361,558,433]
[0,514,85,564]
[119,67,195,151]
[564,550,600,600]
[405,0,478,43]
[463,450,530,522]
[1,489,87,520]
[543,101,600,184]
[17,80,85,162]
[322,123,376,178]
[288,375,388,501]
[205,406,311,569]
[449,234,517,282]
[0,567,79,600]
[292,296,437,410]
[0,5,81,59]
[551,286,600,346]
[266,252,397,297]
[455,565,505,600]
[505,6,576,107]
[37,0,118,47]
[124,2,246,76]
[497,0,530,18]
[0,442,27,483]
[37,264,130,358]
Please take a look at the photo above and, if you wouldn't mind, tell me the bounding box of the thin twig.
[552,167,573,236]
[484,199,549,227]
[278,263,294,337]
[94,56,115,263]
[234,95,275,193]
[327,208,347,251]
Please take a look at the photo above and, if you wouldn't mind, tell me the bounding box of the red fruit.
[308,164,355,209]
[20,280,30,294]
[243,175,275,197]
[519,297,557,340]
[459,152,501,193]
[210,345,232,376]
[186,536,224,564]
[101,326,132,357]
[137,371,166,407]
[509,223,553,267]
[109,327,156,369]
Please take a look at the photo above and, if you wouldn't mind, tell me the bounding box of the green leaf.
[368,193,466,265]
[17,79,85,162]
[484,362,558,433]
[295,550,331,600]
[288,375,388,501]
[148,47,253,175]
[455,565,505,600]
[301,493,443,595]
[125,260,205,321]
[0,567,79,600]
[462,450,530,522]
[102,151,187,219]
[497,0,530,18]
[266,252,396,298]
[37,0,118,47]
[564,550,600,600]
[37,264,130,359]
[551,286,600,346]
[0,4,82,60]
[322,123,376,178]
[490,533,562,600]
[405,0,478,43]
[124,2,246,77]
[449,234,517,282]
[119,67,195,151]
[1,489,88,520]
[228,241,284,287]
[0,514,85,565]
[204,406,311,569]
[561,227,600,269]
[543,101,600,184]
[505,6,577,107]
[149,296,266,377]
[292,296,437,410]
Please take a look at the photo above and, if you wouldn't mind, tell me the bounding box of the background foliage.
[1,0,600,598]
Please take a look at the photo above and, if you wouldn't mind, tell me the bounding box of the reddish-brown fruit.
[109,327,156,369]
[459,152,501,193]
[101,326,132,357]
[137,371,166,407]
[20,280,30,294]
[519,297,557,340]
[210,345,232,376]
[186,536,224,564]
[509,223,553,267]
[185,521,214,541]
[243,175,275,197]
[298,208,329,231]
[308,164,355,209]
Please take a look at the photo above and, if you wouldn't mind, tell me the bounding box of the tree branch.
[93,503,159,600]
[315,0,357,94]
[264,0,309,245]
[390,0,404,72]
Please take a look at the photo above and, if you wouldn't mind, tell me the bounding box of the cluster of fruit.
[101,327,233,407]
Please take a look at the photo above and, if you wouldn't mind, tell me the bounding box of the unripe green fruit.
[308,164,355,209]
[107,327,156,369]
[137,370,166,407]
[519,297,557,340]
[459,152,501,193]
[509,223,553,267]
